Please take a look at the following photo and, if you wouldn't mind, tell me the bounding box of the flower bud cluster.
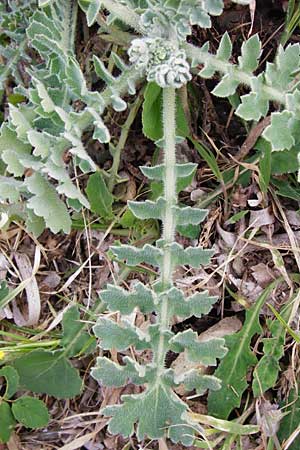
[128,38,191,88]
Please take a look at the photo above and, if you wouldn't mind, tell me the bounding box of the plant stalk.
[155,87,177,375]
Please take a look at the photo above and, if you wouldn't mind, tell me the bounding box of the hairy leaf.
[102,385,196,445]
[100,282,156,314]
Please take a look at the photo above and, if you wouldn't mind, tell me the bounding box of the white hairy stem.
[156,87,177,374]
[184,42,286,105]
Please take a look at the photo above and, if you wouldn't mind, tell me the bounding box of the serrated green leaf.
[12,397,49,429]
[263,111,295,151]
[61,305,96,357]
[13,349,82,399]
[25,173,71,234]
[100,282,156,314]
[170,330,227,365]
[102,385,195,445]
[0,366,19,400]
[238,34,261,72]
[208,282,279,419]
[85,172,114,219]
[0,402,16,443]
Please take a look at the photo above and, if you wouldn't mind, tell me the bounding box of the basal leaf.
[12,396,49,429]
[208,282,278,419]
[0,402,16,443]
[61,305,96,357]
[0,366,19,400]
[85,172,114,219]
[13,349,82,399]
[278,388,300,450]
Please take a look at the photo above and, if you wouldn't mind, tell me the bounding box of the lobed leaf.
[170,330,227,365]
[91,356,155,387]
[102,385,196,445]
[100,282,156,314]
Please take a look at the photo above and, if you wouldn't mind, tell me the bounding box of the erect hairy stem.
[100,0,144,34]
[155,87,177,375]
[161,87,177,286]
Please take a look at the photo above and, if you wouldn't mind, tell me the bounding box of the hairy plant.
[1,0,300,446]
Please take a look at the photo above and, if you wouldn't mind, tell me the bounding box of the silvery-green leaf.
[236,92,269,121]
[175,206,207,226]
[93,317,148,351]
[87,0,103,26]
[91,356,155,387]
[101,282,156,314]
[170,330,227,364]
[166,287,217,319]
[0,124,31,176]
[66,56,88,98]
[212,75,239,97]
[25,173,71,234]
[9,105,34,141]
[128,198,165,220]
[180,370,222,395]
[263,111,295,151]
[216,32,232,61]
[238,34,261,72]
[102,386,195,445]
[140,163,197,181]
[93,55,115,85]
